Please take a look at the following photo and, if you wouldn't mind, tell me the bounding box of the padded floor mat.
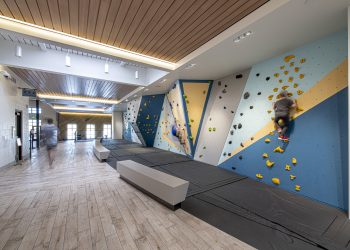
[137,151,192,165]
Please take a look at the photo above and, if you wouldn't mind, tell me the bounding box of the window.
[28,108,42,114]
[67,124,77,140]
[103,124,112,139]
[86,124,95,139]
[28,119,41,139]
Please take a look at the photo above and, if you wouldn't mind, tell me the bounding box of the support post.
[36,99,40,149]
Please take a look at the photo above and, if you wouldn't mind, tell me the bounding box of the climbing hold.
[218,81,222,86]
[209,127,212,132]
[272,178,280,185]
[256,174,263,179]
[199,155,203,158]
[224,106,227,109]
[284,70,289,75]
[222,89,227,94]
[267,110,272,114]
[287,92,293,97]
[228,141,232,144]
[293,83,299,88]
[219,96,222,99]
[280,65,285,70]
[274,146,284,153]
[203,146,206,149]
[240,143,244,148]
[236,74,243,79]
[238,123,242,129]
[274,73,279,78]
[279,79,283,83]
[285,164,291,171]
[292,157,297,165]
[289,62,294,67]
[269,131,274,136]
[231,110,234,114]
[225,85,227,87]
[266,160,275,168]
[257,92,261,95]
[262,153,269,158]
[273,88,278,92]
[295,185,301,191]
[288,77,294,82]
[282,85,289,90]
[256,73,260,77]
[230,130,234,135]
[223,152,227,156]
[300,58,306,64]
[240,113,243,116]
[213,128,216,132]
[250,137,254,141]
[266,76,270,81]
[233,125,237,129]
[243,92,250,99]
[189,136,193,140]
[190,119,194,123]
[268,95,274,100]
[203,90,206,94]
[294,67,300,73]
[299,74,305,79]
[297,90,304,95]
[296,107,303,112]
[228,153,231,157]
[284,55,295,63]
[290,175,296,180]
[250,106,253,109]
[239,155,243,160]
[277,119,285,127]
[264,138,271,143]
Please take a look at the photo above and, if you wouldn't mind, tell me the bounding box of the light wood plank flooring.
[0,141,253,250]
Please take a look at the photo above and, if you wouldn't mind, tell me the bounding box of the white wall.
[112,111,123,139]
[0,65,30,167]
[29,100,57,125]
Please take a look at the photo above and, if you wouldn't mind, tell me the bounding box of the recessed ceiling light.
[59,112,112,116]
[15,45,22,57]
[52,105,106,112]
[144,88,149,92]
[185,63,196,69]
[37,93,119,104]
[233,31,252,43]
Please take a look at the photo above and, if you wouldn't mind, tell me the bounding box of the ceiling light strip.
[59,112,112,117]
[37,93,119,104]
[0,15,176,70]
[52,105,106,112]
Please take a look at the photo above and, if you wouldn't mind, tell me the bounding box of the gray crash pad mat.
[137,151,192,165]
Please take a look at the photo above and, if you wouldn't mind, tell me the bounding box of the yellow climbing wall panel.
[182,82,210,143]
[229,58,348,157]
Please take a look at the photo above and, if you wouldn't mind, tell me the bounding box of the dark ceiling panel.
[0,0,269,62]
[9,67,138,100]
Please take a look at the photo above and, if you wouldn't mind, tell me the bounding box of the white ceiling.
[141,0,350,97]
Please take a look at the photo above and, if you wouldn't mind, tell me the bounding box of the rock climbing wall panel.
[123,97,142,142]
[136,94,164,147]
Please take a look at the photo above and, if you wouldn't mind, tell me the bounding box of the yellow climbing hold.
[290,175,296,180]
[297,90,304,95]
[146,115,150,120]
[300,58,306,64]
[279,79,283,83]
[299,74,305,79]
[265,138,271,143]
[293,83,299,88]
[272,178,280,185]
[280,65,285,70]
[287,92,293,97]
[266,160,275,168]
[273,88,278,92]
[296,107,304,112]
[295,185,301,191]
[268,95,274,101]
[284,55,295,63]
[262,153,269,159]
[292,157,297,165]
[282,85,289,90]
[288,77,294,83]
[274,146,284,153]
[284,70,289,75]
[256,174,263,179]
[213,127,216,132]
[285,164,291,171]
[289,62,294,67]
[274,73,279,78]
[294,67,300,73]
[269,131,274,136]
[267,110,272,114]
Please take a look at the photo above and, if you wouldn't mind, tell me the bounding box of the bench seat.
[117,160,189,210]
[93,140,110,161]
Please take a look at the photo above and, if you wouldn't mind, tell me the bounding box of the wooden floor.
[0,141,253,250]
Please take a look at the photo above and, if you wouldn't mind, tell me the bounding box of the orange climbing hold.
[300,58,306,64]
[273,88,278,92]
[288,77,294,83]
[284,55,295,63]
[282,86,289,90]
[297,90,304,95]
[294,67,300,73]
[289,62,294,67]
[274,73,280,78]
[299,74,305,79]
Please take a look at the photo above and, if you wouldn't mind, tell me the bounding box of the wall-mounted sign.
[22,88,36,97]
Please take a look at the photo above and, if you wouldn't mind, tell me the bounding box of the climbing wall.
[153,81,192,155]
[136,94,164,147]
[194,71,249,165]
[123,97,142,143]
[218,31,348,210]
[153,96,187,155]
[181,80,212,153]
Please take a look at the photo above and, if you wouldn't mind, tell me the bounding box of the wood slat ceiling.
[9,67,138,100]
[0,0,269,62]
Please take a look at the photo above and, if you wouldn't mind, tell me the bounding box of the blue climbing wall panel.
[219,88,348,210]
[136,94,165,147]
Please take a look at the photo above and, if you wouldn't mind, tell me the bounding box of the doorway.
[15,110,22,161]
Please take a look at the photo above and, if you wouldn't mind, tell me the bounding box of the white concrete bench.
[117,160,189,210]
[93,140,110,161]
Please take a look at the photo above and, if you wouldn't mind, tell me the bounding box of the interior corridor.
[0,141,251,250]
